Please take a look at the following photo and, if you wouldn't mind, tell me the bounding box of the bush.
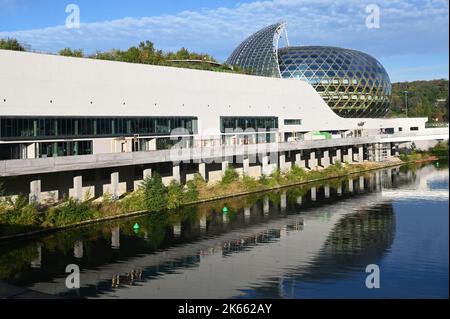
[141,173,168,213]
[242,175,260,191]
[270,168,283,184]
[431,141,449,158]
[220,166,239,186]
[120,191,145,213]
[285,165,307,181]
[184,180,199,203]
[167,181,184,210]
[333,160,343,169]
[43,198,96,227]
[0,196,40,226]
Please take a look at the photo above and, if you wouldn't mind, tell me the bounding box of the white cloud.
[0,0,448,78]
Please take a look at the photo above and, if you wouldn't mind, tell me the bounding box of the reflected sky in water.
[0,162,448,299]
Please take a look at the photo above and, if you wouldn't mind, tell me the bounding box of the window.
[0,116,198,140]
[410,127,419,131]
[284,119,302,125]
[220,117,278,133]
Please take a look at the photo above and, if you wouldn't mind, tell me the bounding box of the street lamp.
[402,91,410,117]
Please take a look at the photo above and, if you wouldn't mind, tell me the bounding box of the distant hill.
[390,79,449,121]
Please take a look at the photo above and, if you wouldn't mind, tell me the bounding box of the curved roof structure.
[278,46,392,118]
[226,23,392,118]
[226,22,287,77]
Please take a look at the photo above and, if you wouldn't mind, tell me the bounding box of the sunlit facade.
[227,22,392,118]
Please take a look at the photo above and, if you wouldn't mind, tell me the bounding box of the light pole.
[402,91,410,117]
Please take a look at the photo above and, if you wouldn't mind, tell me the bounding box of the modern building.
[0,29,447,203]
[227,22,391,118]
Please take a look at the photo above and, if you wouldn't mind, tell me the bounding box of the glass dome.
[278,46,392,118]
[226,23,392,118]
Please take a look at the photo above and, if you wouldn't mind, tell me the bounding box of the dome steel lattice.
[226,22,287,78]
[226,23,392,118]
[278,46,391,118]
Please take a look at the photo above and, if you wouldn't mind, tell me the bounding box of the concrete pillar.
[358,146,364,163]
[348,179,354,192]
[334,149,342,164]
[174,224,181,237]
[200,216,207,230]
[322,150,330,168]
[296,196,302,205]
[311,187,317,201]
[337,185,342,196]
[143,168,152,179]
[29,179,41,204]
[30,243,42,269]
[375,171,381,189]
[111,226,120,250]
[374,143,380,162]
[279,153,288,173]
[111,172,119,200]
[74,241,83,259]
[244,207,251,220]
[324,185,330,198]
[172,164,181,183]
[280,191,287,212]
[243,158,250,175]
[199,163,206,180]
[222,161,229,176]
[263,195,269,215]
[295,153,307,169]
[262,155,269,176]
[359,176,365,191]
[73,175,83,201]
[348,147,354,163]
[308,152,318,170]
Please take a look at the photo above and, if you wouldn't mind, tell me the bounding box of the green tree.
[141,173,167,213]
[0,38,25,51]
[220,166,239,186]
[59,48,84,57]
[184,180,199,203]
[167,181,184,210]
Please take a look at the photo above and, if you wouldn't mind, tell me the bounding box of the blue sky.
[0,0,448,82]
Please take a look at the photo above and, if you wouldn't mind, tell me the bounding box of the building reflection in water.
[0,163,446,299]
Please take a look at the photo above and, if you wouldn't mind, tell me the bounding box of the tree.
[141,173,167,213]
[391,79,449,121]
[0,38,25,51]
[59,48,84,57]
[167,181,184,210]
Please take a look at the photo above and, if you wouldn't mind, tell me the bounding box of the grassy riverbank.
[0,150,444,239]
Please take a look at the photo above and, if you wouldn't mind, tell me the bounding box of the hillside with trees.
[390,79,449,122]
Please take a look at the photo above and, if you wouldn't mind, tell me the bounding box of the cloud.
[0,0,448,77]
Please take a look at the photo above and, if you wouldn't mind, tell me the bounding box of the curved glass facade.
[278,46,391,118]
[227,24,392,118]
[226,22,286,77]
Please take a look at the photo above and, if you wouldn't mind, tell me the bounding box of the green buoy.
[133,223,140,230]
[222,207,229,214]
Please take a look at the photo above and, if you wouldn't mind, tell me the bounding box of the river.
[0,161,448,299]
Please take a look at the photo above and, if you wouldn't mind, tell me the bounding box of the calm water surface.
[0,162,448,299]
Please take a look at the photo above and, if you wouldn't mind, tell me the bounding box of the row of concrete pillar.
[28,146,369,204]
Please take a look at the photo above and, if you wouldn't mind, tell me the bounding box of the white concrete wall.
[0,50,427,141]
